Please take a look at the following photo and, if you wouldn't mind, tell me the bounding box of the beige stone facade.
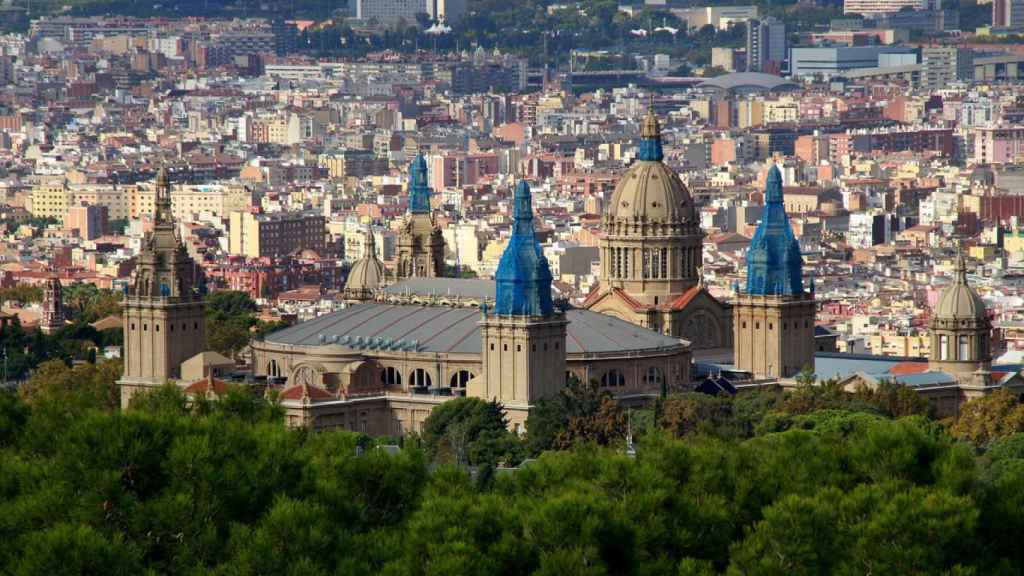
[250,298,691,434]
[119,168,208,408]
[733,293,816,378]
[30,180,253,223]
[395,213,445,279]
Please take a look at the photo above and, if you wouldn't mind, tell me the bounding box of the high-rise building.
[427,0,467,23]
[993,0,1024,28]
[228,211,326,259]
[921,47,974,90]
[119,168,207,407]
[480,180,568,412]
[746,17,786,73]
[843,0,938,16]
[396,155,446,279]
[733,164,816,379]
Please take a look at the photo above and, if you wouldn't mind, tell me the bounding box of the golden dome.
[607,159,695,224]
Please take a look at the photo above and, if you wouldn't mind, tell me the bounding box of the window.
[643,366,665,387]
[517,345,521,352]
[555,343,559,350]
[742,322,747,329]
[959,335,969,360]
[155,325,160,332]
[503,344,508,352]
[490,343,494,351]
[756,322,760,330]
[769,323,773,330]
[449,370,473,388]
[381,367,402,387]
[131,323,135,330]
[410,369,432,389]
[601,369,626,388]
[143,324,147,331]
[940,334,949,361]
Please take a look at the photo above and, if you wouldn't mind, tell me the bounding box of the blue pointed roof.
[745,165,804,296]
[408,154,431,214]
[494,181,554,316]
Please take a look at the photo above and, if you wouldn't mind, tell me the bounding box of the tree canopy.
[3,366,1024,574]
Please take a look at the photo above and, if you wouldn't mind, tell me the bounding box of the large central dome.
[605,109,697,228]
[594,107,705,308]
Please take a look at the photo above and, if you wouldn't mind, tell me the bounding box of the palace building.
[252,180,692,432]
[583,108,732,351]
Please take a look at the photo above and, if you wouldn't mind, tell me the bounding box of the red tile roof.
[279,384,335,402]
[184,375,229,396]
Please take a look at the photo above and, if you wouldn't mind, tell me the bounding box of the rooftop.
[264,301,685,356]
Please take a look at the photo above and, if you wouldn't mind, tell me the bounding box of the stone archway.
[681,309,722,349]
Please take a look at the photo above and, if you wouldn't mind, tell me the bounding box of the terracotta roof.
[888,361,929,376]
[184,375,229,396]
[279,384,335,402]
[665,285,703,311]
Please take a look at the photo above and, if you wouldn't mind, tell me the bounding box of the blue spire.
[637,107,664,162]
[408,154,431,214]
[494,180,554,316]
[745,165,804,297]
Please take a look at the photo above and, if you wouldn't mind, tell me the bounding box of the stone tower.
[733,164,815,379]
[477,180,567,423]
[396,154,445,279]
[583,107,731,348]
[40,277,64,335]
[119,167,207,407]
[929,251,991,375]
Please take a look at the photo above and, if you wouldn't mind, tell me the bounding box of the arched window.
[643,366,665,387]
[601,369,626,388]
[449,370,473,388]
[410,369,432,389]
[381,366,402,387]
[267,359,280,378]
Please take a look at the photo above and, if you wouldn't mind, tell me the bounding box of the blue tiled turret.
[408,154,431,214]
[495,180,554,316]
[745,164,804,296]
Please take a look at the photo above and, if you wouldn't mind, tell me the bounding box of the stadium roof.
[696,72,800,94]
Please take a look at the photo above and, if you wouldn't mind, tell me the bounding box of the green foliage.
[205,290,282,360]
[421,396,522,466]
[952,389,1024,447]
[0,283,42,304]
[525,377,626,454]
[2,375,1024,574]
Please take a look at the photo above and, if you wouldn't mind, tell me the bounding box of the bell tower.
[733,164,816,379]
[119,167,207,407]
[396,154,445,279]
[477,181,567,425]
[40,277,65,334]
